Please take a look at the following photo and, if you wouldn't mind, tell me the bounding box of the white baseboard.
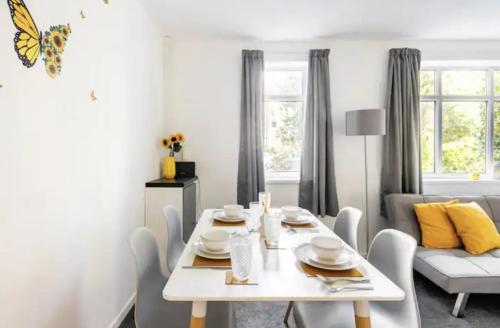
[108,293,136,328]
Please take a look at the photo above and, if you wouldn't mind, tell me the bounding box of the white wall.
[164,39,500,253]
[0,1,164,327]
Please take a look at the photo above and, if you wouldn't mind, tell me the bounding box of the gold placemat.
[212,219,246,227]
[299,261,364,278]
[192,256,231,267]
[225,271,259,285]
[282,221,317,228]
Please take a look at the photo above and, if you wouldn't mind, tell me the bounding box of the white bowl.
[200,230,230,252]
[311,236,344,261]
[224,205,244,218]
[281,206,302,219]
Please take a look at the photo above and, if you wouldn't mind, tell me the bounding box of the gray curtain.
[299,49,339,217]
[381,48,423,215]
[237,50,265,206]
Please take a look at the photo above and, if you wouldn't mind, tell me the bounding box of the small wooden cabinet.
[145,177,198,275]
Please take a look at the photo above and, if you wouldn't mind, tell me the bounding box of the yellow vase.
[163,156,176,179]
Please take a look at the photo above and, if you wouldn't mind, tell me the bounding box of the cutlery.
[182,266,232,270]
[285,225,320,234]
[328,285,374,293]
[326,279,374,292]
[316,274,370,284]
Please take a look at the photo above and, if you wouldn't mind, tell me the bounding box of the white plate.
[193,241,231,260]
[282,215,315,226]
[213,211,248,223]
[294,243,362,271]
[198,240,230,255]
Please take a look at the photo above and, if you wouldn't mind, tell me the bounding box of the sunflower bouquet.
[161,133,185,157]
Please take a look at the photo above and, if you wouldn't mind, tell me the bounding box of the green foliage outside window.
[420,69,495,175]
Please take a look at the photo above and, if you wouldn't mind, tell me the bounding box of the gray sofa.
[385,194,500,317]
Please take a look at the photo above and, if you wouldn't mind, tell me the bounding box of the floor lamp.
[346,109,386,252]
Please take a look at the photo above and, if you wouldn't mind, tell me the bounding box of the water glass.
[249,202,264,230]
[230,233,253,281]
[263,213,282,246]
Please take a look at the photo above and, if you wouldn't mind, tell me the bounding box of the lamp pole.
[364,135,370,253]
[345,109,386,254]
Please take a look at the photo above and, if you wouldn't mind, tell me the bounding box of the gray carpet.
[120,272,500,328]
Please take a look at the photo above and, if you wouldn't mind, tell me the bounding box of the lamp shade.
[346,109,386,136]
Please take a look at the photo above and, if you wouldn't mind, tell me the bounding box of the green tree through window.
[420,68,498,176]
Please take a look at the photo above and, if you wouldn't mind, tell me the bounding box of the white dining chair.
[293,229,421,328]
[129,227,235,328]
[284,206,363,324]
[334,207,362,251]
[162,205,186,273]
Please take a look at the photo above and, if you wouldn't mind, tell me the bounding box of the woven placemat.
[298,261,364,278]
[192,255,231,267]
[212,219,246,227]
[282,221,317,228]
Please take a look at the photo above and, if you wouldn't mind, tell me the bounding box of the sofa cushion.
[414,247,500,293]
[446,202,500,254]
[385,194,500,246]
[414,200,462,248]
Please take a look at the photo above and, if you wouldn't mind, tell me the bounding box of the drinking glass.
[263,213,282,246]
[249,201,264,230]
[230,233,253,281]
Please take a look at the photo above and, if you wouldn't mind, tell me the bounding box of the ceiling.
[140,0,500,40]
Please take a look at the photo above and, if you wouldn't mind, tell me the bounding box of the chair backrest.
[368,229,421,328]
[333,207,362,251]
[129,228,167,328]
[162,205,186,273]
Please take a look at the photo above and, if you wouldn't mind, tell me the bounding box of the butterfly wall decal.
[7,0,71,78]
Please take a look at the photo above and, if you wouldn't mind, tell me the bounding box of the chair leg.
[452,293,470,318]
[284,301,294,325]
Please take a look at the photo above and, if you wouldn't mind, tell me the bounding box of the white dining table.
[163,209,404,328]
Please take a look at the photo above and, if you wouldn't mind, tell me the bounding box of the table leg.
[190,301,207,328]
[353,301,371,328]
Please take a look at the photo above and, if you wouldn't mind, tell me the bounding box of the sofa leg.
[452,293,469,318]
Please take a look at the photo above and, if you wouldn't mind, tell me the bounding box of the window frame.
[263,61,308,182]
[421,66,499,179]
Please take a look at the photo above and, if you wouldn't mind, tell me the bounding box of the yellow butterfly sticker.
[7,0,71,78]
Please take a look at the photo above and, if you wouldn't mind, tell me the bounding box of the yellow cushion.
[413,200,461,249]
[445,202,500,255]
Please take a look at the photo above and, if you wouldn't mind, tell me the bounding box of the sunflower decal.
[7,0,71,78]
[40,25,71,78]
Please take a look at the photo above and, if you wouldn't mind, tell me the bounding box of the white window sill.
[265,178,300,185]
[424,179,500,185]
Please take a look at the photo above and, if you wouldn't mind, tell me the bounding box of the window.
[420,66,500,178]
[263,61,307,181]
